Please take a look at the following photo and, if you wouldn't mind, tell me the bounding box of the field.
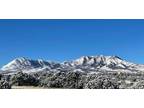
[12,86,44,89]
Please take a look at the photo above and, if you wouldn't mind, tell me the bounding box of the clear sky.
[0,19,144,67]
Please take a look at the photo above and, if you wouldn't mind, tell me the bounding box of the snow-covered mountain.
[71,55,134,68]
[1,55,144,73]
[1,57,62,72]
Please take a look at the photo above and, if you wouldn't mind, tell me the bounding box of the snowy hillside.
[1,55,144,73]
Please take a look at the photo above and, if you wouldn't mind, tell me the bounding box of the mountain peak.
[0,55,140,74]
[14,57,30,62]
[110,55,123,60]
[72,55,132,69]
[73,55,122,63]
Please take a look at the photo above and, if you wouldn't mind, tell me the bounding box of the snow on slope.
[1,57,61,72]
[70,55,137,70]
[1,55,144,73]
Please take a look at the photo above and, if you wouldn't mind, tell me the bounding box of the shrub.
[0,74,2,80]
[0,80,11,89]
[84,74,119,89]
[130,80,144,89]
[11,72,39,86]
[40,72,83,89]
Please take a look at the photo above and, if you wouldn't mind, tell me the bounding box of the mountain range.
[1,55,144,74]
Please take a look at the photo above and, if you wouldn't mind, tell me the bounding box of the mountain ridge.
[1,55,144,73]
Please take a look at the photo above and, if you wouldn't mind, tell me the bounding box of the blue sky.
[0,19,144,67]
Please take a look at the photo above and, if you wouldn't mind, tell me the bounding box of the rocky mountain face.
[1,57,62,73]
[1,55,144,74]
